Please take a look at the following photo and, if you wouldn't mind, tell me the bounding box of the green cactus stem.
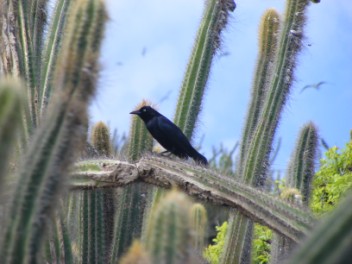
[110,100,153,261]
[72,156,316,242]
[91,121,112,157]
[119,240,151,264]
[287,192,352,264]
[127,100,154,161]
[223,0,312,262]
[39,0,71,115]
[0,77,25,181]
[0,0,106,262]
[239,9,280,169]
[145,189,193,264]
[174,0,235,139]
[287,122,318,204]
[189,203,208,252]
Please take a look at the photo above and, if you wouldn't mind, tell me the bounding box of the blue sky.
[90,0,352,175]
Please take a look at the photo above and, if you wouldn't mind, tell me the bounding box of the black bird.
[130,106,208,165]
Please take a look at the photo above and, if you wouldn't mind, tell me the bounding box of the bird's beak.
[129,110,140,115]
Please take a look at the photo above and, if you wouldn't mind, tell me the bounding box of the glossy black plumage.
[130,106,208,165]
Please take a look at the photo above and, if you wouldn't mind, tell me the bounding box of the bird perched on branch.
[130,105,208,165]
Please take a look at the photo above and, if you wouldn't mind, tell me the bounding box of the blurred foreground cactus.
[1,0,350,263]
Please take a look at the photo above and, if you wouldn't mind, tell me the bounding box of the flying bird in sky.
[300,81,327,93]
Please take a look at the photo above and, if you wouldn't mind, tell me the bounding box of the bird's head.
[130,105,159,122]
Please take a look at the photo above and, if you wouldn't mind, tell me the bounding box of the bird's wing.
[149,116,192,156]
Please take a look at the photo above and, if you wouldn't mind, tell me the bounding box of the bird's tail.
[189,148,208,165]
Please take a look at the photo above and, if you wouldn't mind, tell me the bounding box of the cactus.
[110,100,154,261]
[222,0,312,262]
[271,124,318,263]
[0,0,106,262]
[287,192,352,264]
[81,190,89,264]
[174,0,235,139]
[119,240,151,264]
[39,0,71,114]
[145,189,193,264]
[239,9,280,169]
[127,100,154,162]
[91,121,112,157]
[189,203,208,252]
[287,123,318,204]
[0,78,25,180]
[73,156,315,242]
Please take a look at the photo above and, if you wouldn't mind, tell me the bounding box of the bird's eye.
[143,108,147,112]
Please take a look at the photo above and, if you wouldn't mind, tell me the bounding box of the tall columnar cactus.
[39,0,72,114]
[222,0,312,262]
[239,9,280,170]
[128,100,154,162]
[91,121,112,157]
[146,1,235,251]
[110,100,154,261]
[0,0,106,262]
[221,8,281,264]
[174,0,235,139]
[271,122,318,263]
[145,189,194,264]
[189,203,208,253]
[0,78,25,180]
[287,122,318,204]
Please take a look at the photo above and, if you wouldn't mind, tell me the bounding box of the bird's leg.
[160,150,172,156]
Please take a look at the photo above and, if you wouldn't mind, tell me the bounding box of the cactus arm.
[71,156,315,242]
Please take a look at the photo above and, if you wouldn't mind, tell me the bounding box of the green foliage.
[204,221,228,264]
[311,142,352,215]
[251,225,272,264]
